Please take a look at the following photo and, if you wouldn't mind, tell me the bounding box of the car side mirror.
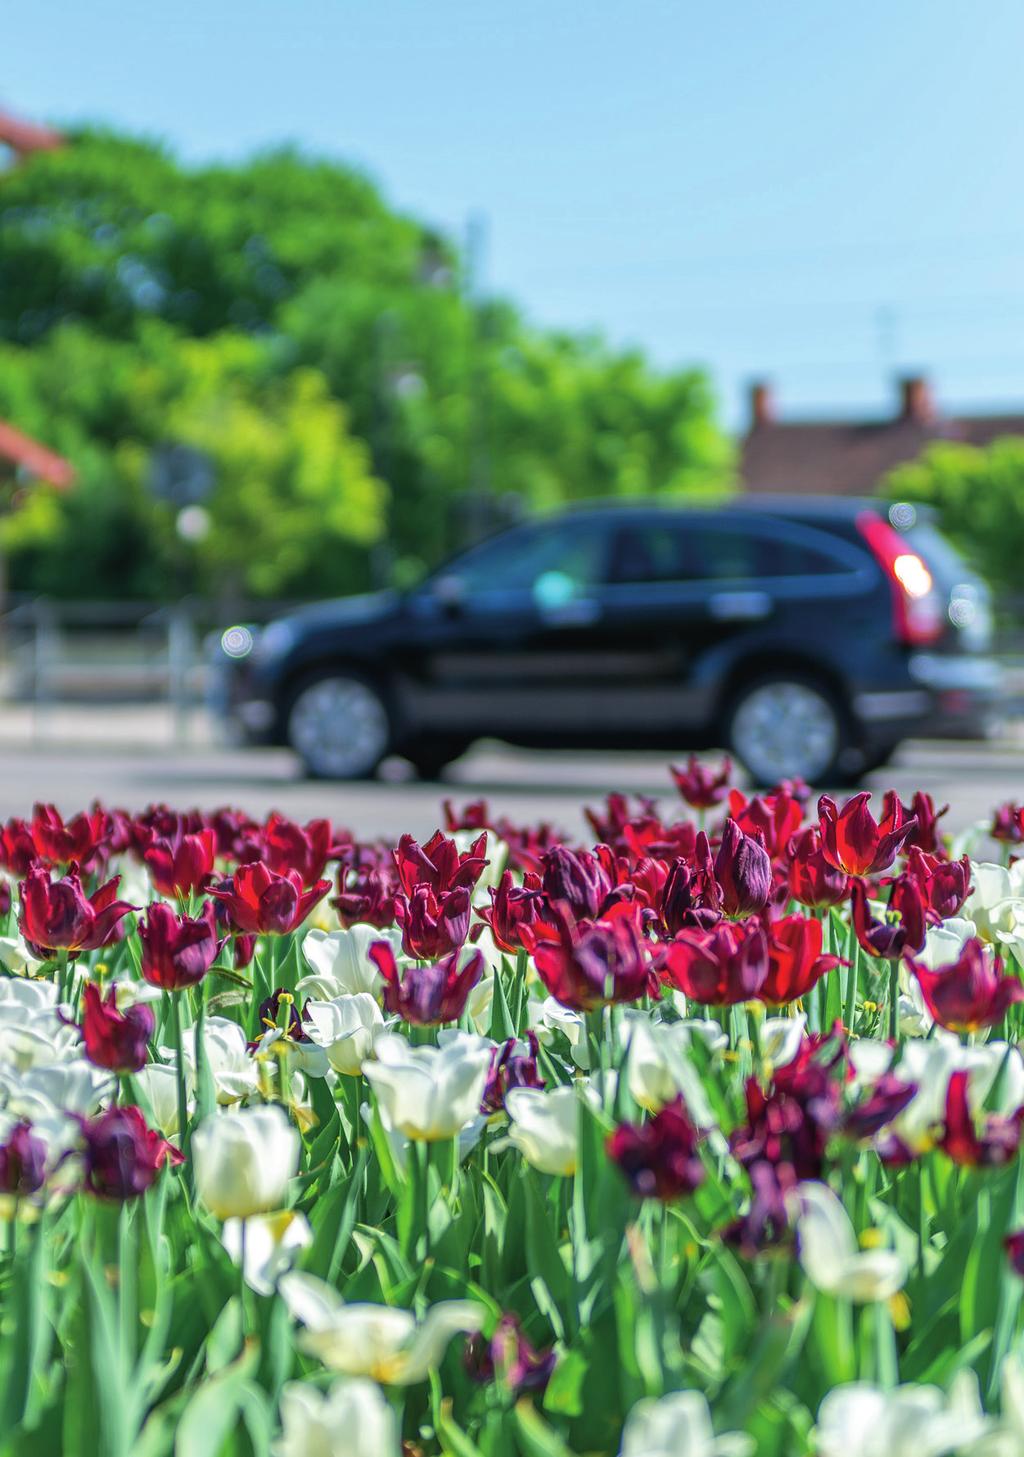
[431,574,466,614]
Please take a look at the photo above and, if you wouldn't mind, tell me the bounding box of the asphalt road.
[0,706,1019,840]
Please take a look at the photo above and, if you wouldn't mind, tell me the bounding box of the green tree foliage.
[0,130,733,600]
[883,437,1024,602]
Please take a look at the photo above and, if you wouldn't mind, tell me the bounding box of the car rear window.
[606,520,848,585]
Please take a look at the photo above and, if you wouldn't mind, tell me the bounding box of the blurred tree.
[0,130,732,599]
[882,438,1024,602]
[0,325,383,599]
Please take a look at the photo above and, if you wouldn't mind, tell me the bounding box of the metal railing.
[0,597,288,747]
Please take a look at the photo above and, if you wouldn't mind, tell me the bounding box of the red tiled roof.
[742,407,1024,497]
[0,110,64,156]
[0,421,75,488]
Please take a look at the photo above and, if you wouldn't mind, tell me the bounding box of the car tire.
[724,673,850,788]
[285,670,392,780]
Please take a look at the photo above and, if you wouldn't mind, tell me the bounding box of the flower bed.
[2,771,1024,1456]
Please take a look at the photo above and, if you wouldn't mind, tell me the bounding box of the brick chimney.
[749,380,775,428]
[898,375,936,425]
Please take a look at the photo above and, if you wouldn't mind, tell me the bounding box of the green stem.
[888,960,899,1043]
[845,938,860,1035]
[168,992,189,1156]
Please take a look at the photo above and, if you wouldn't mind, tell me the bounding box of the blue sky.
[5,0,1024,428]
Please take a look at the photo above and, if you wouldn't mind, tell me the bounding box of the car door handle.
[540,599,602,627]
[708,590,773,621]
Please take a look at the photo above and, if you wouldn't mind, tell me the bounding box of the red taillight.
[856,511,945,646]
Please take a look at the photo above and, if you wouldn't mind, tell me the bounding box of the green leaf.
[174,1339,260,1457]
[512,1400,577,1457]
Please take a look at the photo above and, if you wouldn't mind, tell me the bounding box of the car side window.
[606,520,848,584]
[441,522,610,600]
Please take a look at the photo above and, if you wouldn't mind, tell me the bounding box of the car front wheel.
[725,676,846,787]
[286,672,391,780]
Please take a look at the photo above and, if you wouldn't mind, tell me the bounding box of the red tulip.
[521,901,656,1012]
[841,1074,917,1140]
[0,818,38,876]
[443,799,491,832]
[907,938,1024,1033]
[139,901,223,990]
[760,913,841,1005]
[18,865,135,959]
[481,1033,544,1114]
[541,846,613,920]
[607,1097,705,1201]
[144,827,217,898]
[208,861,330,935]
[394,885,471,959]
[369,940,484,1024]
[939,1070,1023,1167]
[79,982,154,1074]
[333,852,398,929]
[728,787,804,862]
[79,1105,183,1201]
[0,1121,48,1196]
[818,791,918,877]
[1005,1229,1024,1276]
[903,791,949,855]
[713,819,772,916]
[30,802,110,870]
[991,803,1024,845]
[465,1314,557,1398]
[904,847,971,920]
[252,813,342,888]
[659,919,768,1005]
[670,755,732,811]
[850,875,927,960]
[475,869,544,953]
[786,827,849,909]
[394,829,488,897]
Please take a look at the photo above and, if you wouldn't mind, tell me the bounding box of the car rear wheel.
[286,672,391,780]
[725,676,845,787]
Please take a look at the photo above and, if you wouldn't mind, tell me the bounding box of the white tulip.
[0,978,58,1013]
[964,865,1024,950]
[281,1272,484,1383]
[303,994,384,1076]
[915,917,978,970]
[793,1182,905,1303]
[249,1022,331,1080]
[275,1378,400,1457]
[890,1033,1024,1154]
[985,1353,1024,1455]
[760,1013,808,1069]
[816,1378,993,1457]
[529,996,589,1068]
[133,1063,192,1137]
[18,1060,112,1116]
[193,1104,300,1220]
[619,1390,754,1456]
[504,1083,598,1177]
[175,1016,259,1104]
[0,935,43,977]
[222,1209,312,1295]
[620,1013,715,1129]
[299,925,402,1000]
[363,1032,491,1143]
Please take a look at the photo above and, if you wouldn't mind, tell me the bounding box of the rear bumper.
[854,655,1005,742]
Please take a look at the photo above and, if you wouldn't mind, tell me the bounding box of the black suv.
[218,496,1001,784]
